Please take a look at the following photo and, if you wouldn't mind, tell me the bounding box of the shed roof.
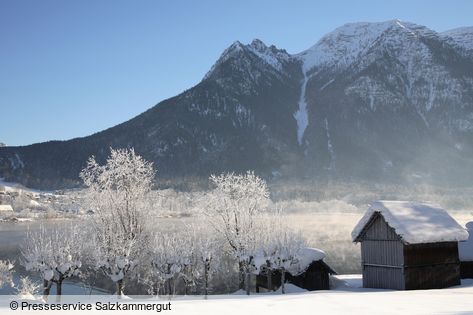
[352,201,469,244]
[0,205,13,212]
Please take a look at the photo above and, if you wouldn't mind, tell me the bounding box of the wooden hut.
[255,248,336,292]
[352,201,468,290]
[459,222,473,279]
[286,259,336,290]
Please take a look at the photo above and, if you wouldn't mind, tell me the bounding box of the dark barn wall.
[460,261,473,279]
[403,242,461,290]
[255,270,282,292]
[287,261,331,291]
[404,264,460,290]
[255,261,333,292]
[403,242,460,266]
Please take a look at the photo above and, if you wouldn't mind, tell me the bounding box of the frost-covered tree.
[149,232,184,297]
[80,148,155,296]
[21,225,82,299]
[178,233,199,296]
[0,260,14,289]
[188,225,222,298]
[255,216,307,294]
[269,232,306,294]
[195,233,220,298]
[202,171,270,292]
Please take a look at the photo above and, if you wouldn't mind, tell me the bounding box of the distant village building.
[255,248,336,292]
[0,204,14,213]
[459,221,473,279]
[352,201,468,290]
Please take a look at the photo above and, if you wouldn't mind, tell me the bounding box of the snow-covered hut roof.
[253,247,327,276]
[0,205,13,212]
[287,248,326,276]
[352,201,469,244]
[459,222,473,261]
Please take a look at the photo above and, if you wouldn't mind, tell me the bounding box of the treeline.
[5,148,314,300]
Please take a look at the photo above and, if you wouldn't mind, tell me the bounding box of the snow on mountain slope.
[204,39,292,80]
[293,72,309,145]
[442,26,473,53]
[246,39,291,72]
[299,19,450,74]
[297,20,433,72]
[1,20,473,189]
[298,21,393,72]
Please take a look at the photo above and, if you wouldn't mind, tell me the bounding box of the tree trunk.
[245,271,251,295]
[55,279,63,302]
[43,280,52,301]
[238,261,245,290]
[204,264,209,299]
[281,269,285,294]
[116,279,124,297]
[267,270,272,291]
[167,278,172,297]
[154,282,159,297]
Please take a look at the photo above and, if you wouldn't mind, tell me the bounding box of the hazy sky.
[1,0,472,146]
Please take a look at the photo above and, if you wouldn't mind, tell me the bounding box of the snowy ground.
[1,275,472,314]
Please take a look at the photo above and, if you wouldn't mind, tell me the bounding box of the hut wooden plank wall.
[256,260,336,292]
[352,201,469,290]
[359,213,405,289]
[286,260,335,291]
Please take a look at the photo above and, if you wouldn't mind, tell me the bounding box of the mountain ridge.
[1,20,473,189]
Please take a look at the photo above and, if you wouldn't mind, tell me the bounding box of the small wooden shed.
[459,221,473,279]
[352,201,468,290]
[286,259,336,290]
[255,248,336,292]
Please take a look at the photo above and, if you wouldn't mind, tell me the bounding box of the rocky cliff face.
[1,20,472,189]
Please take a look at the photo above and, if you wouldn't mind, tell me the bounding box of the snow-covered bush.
[0,260,14,289]
[15,276,40,299]
[21,224,82,299]
[80,148,155,296]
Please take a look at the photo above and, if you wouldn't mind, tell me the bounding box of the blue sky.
[1,0,472,146]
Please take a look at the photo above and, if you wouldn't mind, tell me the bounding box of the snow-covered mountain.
[1,20,473,189]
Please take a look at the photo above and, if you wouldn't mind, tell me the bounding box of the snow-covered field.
[0,276,472,315]
[167,277,473,315]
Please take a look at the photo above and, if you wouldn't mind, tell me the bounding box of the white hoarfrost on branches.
[202,171,270,294]
[15,276,41,299]
[150,232,186,296]
[254,216,310,294]
[192,226,221,298]
[80,147,156,296]
[143,224,222,297]
[21,224,82,298]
